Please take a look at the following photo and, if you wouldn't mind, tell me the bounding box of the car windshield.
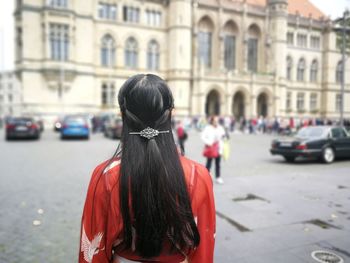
[65,117,86,125]
[10,118,33,125]
[296,127,326,139]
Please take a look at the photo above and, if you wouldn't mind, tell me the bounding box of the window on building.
[17,0,22,8]
[310,36,320,49]
[125,37,138,68]
[297,58,305,82]
[146,10,162,26]
[224,35,236,70]
[287,32,294,45]
[101,35,115,67]
[297,93,305,111]
[198,32,212,68]
[310,93,317,111]
[49,23,69,61]
[48,0,68,8]
[147,40,160,71]
[336,94,342,112]
[297,33,307,48]
[16,27,22,60]
[98,2,117,20]
[101,83,116,107]
[336,60,343,83]
[247,38,258,72]
[123,6,140,23]
[286,56,292,80]
[310,60,318,82]
[0,95,3,103]
[8,94,13,103]
[286,91,292,109]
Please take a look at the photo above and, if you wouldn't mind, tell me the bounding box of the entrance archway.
[232,91,245,119]
[205,90,220,116]
[257,93,268,117]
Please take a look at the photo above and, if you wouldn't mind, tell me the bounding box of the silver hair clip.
[129,127,170,140]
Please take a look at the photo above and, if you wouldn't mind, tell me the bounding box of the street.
[0,129,349,263]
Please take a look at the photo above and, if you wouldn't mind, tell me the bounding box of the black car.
[270,126,350,163]
[104,115,123,139]
[5,117,41,140]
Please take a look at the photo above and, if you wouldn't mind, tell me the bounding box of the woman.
[79,74,215,263]
[201,116,226,184]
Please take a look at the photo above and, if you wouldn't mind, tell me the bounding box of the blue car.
[61,116,90,139]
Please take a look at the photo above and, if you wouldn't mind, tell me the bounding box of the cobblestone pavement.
[0,129,349,263]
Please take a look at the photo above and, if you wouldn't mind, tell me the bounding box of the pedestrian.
[201,115,226,184]
[176,120,187,155]
[79,74,215,263]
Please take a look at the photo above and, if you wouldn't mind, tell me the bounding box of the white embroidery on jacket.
[81,225,104,263]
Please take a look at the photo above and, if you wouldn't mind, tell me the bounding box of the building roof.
[246,0,325,19]
[200,0,326,20]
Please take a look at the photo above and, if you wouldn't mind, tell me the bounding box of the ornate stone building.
[15,0,349,120]
[0,71,22,118]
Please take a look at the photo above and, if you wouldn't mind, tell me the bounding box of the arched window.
[147,40,160,70]
[310,60,318,82]
[297,58,305,82]
[198,16,214,68]
[223,21,238,70]
[101,34,115,67]
[247,24,260,73]
[125,37,138,68]
[286,56,292,80]
[336,61,343,83]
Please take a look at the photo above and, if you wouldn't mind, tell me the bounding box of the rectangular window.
[101,83,115,107]
[248,38,258,72]
[16,27,22,60]
[224,35,236,70]
[98,2,117,20]
[310,36,320,49]
[49,23,69,61]
[297,93,305,111]
[287,32,294,45]
[310,93,317,111]
[286,92,292,110]
[49,0,68,8]
[146,10,162,26]
[123,6,140,23]
[297,33,307,48]
[336,94,342,112]
[8,94,13,103]
[198,32,212,68]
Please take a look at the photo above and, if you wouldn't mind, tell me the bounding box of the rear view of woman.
[79,74,215,263]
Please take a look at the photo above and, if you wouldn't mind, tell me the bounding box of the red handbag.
[203,142,219,158]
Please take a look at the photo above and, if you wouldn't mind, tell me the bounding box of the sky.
[0,0,349,71]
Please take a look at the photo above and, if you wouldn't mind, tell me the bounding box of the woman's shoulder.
[90,158,122,192]
[180,156,212,187]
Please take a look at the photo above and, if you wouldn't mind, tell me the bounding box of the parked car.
[31,116,44,132]
[60,116,90,139]
[104,115,123,139]
[5,117,41,140]
[54,116,65,132]
[270,126,350,163]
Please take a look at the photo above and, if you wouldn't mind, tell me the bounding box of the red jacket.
[79,156,216,263]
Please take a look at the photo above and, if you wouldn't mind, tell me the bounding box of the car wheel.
[284,156,295,163]
[322,147,335,164]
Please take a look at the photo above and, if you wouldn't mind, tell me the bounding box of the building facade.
[15,0,350,120]
[0,71,22,118]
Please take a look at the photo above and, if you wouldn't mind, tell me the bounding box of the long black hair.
[117,74,200,258]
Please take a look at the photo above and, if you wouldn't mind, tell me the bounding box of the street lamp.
[334,9,350,127]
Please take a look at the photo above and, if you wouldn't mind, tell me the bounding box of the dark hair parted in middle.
[117,74,200,258]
